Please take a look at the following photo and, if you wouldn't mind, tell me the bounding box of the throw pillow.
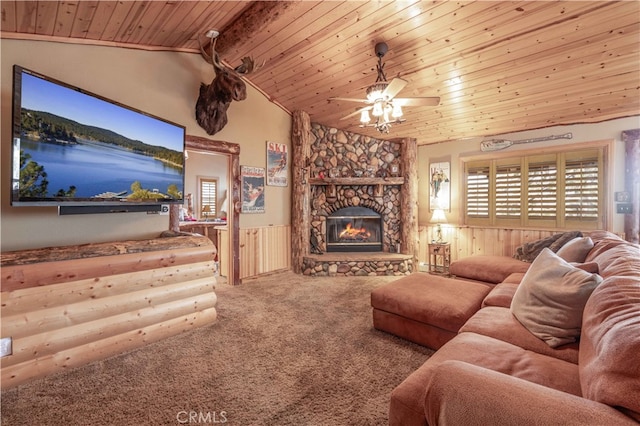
[510,248,603,348]
[556,236,594,263]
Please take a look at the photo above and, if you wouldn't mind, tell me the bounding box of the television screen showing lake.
[12,67,185,204]
[20,137,184,198]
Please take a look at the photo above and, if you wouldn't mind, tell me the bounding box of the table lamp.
[430,208,447,243]
[202,205,212,221]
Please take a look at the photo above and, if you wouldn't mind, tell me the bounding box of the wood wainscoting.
[418,226,604,265]
[0,235,217,389]
[239,225,291,280]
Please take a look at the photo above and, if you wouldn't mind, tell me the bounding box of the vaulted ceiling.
[2,1,639,145]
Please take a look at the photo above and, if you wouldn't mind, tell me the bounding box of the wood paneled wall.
[239,225,291,280]
[0,236,217,389]
[418,225,583,264]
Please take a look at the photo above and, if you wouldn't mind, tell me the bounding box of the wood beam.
[213,1,299,56]
[291,110,311,273]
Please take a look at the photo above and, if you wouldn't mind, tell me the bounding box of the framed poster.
[266,141,288,186]
[241,166,265,214]
[429,160,450,211]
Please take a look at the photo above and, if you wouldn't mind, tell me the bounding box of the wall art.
[429,160,450,211]
[241,166,265,213]
[266,141,288,186]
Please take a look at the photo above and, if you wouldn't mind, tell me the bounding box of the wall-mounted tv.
[11,65,185,209]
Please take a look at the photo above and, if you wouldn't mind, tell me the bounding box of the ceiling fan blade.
[382,77,407,99]
[394,97,440,107]
[340,106,371,120]
[329,97,368,104]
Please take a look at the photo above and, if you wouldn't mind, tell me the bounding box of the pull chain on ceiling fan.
[329,42,440,134]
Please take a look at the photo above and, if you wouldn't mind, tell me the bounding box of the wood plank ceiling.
[2,1,639,145]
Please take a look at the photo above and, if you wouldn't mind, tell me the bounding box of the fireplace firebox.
[326,206,382,252]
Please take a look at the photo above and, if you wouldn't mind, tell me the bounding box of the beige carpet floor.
[1,271,433,425]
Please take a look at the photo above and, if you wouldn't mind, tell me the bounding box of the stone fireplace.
[291,112,417,277]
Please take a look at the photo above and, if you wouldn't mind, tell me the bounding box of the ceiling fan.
[329,42,440,133]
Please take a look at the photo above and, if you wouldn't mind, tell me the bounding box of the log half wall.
[0,234,217,389]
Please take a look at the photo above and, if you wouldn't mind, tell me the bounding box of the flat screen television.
[11,65,185,211]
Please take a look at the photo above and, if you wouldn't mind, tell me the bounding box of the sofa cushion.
[424,360,639,426]
[461,306,579,364]
[482,282,519,308]
[510,248,602,348]
[390,332,582,426]
[580,272,640,421]
[371,274,492,333]
[450,255,530,284]
[557,236,594,263]
[586,234,639,278]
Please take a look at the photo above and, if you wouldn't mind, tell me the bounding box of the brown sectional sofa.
[371,230,640,425]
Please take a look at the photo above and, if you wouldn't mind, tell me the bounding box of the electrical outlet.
[0,337,12,357]
[617,203,633,214]
[159,204,170,215]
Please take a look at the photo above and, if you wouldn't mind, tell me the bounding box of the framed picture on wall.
[266,141,288,186]
[241,166,265,214]
[429,160,451,211]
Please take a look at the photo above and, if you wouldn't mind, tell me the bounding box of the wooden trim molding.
[185,135,241,285]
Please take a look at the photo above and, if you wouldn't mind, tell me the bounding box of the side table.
[428,242,451,276]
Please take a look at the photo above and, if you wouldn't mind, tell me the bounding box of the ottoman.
[371,273,493,349]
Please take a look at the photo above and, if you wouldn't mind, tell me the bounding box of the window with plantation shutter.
[565,158,599,220]
[495,163,521,218]
[528,161,557,219]
[463,145,605,229]
[199,178,218,220]
[466,164,490,218]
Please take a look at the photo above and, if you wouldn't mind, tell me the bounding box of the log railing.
[0,235,217,389]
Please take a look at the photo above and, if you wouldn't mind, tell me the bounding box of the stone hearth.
[302,252,413,277]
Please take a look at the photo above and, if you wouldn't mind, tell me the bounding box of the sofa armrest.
[424,360,636,426]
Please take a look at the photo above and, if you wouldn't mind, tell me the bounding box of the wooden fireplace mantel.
[308,177,404,186]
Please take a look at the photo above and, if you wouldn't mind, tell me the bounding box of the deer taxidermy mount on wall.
[195,30,264,135]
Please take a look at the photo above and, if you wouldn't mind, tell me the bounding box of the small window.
[199,178,218,220]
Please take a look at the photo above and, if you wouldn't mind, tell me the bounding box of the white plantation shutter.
[495,163,521,219]
[565,157,599,221]
[527,160,557,219]
[466,163,490,219]
[463,147,604,229]
[200,178,218,219]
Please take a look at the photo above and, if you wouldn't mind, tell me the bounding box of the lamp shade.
[360,109,371,124]
[430,208,446,223]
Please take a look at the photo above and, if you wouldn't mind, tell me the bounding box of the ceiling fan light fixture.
[383,106,391,123]
[360,109,371,124]
[372,101,384,117]
[391,102,403,118]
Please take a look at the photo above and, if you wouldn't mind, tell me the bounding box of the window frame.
[460,139,611,231]
[198,177,218,221]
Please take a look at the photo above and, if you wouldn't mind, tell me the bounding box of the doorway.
[185,135,241,285]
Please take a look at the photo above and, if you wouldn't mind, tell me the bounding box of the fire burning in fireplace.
[339,223,371,241]
[326,206,382,252]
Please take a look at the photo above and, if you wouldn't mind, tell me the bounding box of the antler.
[234,56,265,75]
[198,33,264,75]
[198,35,225,71]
